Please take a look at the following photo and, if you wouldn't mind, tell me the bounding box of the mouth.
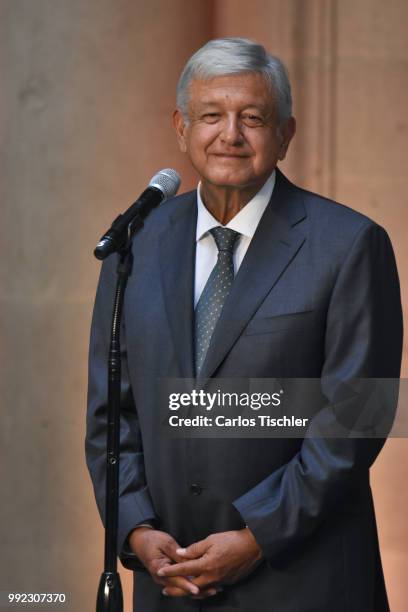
[212,153,249,159]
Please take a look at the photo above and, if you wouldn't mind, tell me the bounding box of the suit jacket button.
[190,483,202,495]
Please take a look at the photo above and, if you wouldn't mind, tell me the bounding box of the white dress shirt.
[194,170,276,307]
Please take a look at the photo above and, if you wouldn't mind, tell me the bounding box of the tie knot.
[210,227,240,254]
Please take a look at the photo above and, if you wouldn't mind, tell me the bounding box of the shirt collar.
[196,169,276,242]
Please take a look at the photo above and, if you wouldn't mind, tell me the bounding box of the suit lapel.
[159,192,197,379]
[198,169,307,380]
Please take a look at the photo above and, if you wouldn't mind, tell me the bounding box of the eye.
[241,114,263,127]
[201,113,220,124]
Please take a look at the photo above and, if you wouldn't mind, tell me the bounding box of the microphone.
[94,168,181,260]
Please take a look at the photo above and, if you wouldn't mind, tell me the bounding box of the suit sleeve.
[85,254,157,556]
[232,222,403,561]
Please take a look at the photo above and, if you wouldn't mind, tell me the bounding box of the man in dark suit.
[86,38,403,611]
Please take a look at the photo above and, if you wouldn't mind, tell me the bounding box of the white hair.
[176,37,292,125]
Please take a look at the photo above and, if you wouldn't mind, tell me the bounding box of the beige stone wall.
[1,1,407,609]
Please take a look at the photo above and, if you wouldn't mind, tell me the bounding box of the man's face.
[173,72,295,193]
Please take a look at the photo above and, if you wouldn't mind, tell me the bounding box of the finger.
[190,588,220,600]
[150,557,172,577]
[161,539,191,564]
[163,547,190,564]
[157,559,205,578]
[151,562,200,596]
[162,586,220,599]
[151,559,196,594]
[162,586,187,597]
[162,576,200,597]
[190,574,220,590]
[176,539,209,559]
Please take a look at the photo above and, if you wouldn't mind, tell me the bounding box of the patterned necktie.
[194,226,240,376]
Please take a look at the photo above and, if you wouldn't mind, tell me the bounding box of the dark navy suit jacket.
[86,169,403,611]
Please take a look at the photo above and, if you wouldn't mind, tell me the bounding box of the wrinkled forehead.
[186,72,276,111]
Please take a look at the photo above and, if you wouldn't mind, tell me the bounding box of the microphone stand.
[95,215,143,612]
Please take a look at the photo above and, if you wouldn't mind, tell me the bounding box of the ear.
[278,116,296,161]
[173,109,188,153]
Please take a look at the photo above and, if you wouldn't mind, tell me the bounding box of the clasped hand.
[129,527,263,599]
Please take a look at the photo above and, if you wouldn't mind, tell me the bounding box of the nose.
[219,114,244,146]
